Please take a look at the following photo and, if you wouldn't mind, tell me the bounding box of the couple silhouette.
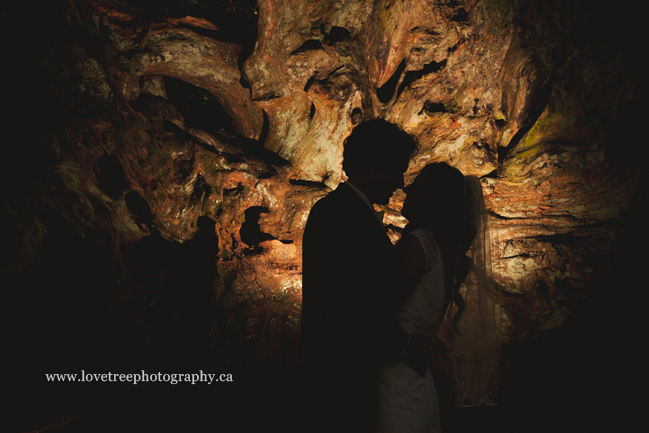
[300,119,498,433]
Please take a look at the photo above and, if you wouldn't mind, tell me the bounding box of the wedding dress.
[377,229,445,433]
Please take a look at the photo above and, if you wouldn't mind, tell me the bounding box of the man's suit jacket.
[301,182,396,393]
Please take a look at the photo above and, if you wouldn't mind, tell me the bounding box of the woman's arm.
[393,232,434,377]
[392,232,425,310]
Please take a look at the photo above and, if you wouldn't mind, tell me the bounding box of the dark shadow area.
[163,76,238,138]
[421,100,449,115]
[288,178,328,188]
[161,119,203,143]
[435,173,649,433]
[190,174,212,209]
[121,196,220,368]
[118,0,259,84]
[3,213,144,433]
[159,77,286,167]
[351,107,363,125]
[3,189,299,432]
[127,92,166,114]
[397,59,446,97]
[118,0,258,45]
[291,39,324,55]
[450,8,469,23]
[498,78,554,163]
[239,206,275,254]
[324,26,351,46]
[8,190,644,433]
[377,59,406,104]
[95,155,128,200]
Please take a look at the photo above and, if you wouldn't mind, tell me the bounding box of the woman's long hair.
[413,163,501,406]
[409,163,476,331]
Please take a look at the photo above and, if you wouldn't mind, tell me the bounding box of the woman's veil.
[452,175,502,406]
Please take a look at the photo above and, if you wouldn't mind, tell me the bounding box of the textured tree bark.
[2,0,643,375]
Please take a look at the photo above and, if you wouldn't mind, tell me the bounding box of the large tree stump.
[2,0,643,375]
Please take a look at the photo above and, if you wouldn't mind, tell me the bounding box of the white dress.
[377,229,446,433]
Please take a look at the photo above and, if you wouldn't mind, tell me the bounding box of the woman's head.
[402,162,466,233]
[401,163,484,326]
[404,162,479,329]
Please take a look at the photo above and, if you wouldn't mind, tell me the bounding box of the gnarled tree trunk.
[3,0,645,430]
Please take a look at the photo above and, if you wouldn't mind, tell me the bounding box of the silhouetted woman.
[377,162,500,433]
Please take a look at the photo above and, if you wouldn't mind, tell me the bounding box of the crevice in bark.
[324,26,350,46]
[239,75,250,89]
[291,39,324,55]
[158,77,279,166]
[178,25,220,40]
[487,210,510,220]
[125,191,155,228]
[258,109,270,147]
[304,76,316,92]
[232,136,289,168]
[95,155,127,200]
[502,251,535,260]
[484,169,497,178]
[88,194,112,221]
[397,59,447,97]
[377,59,406,103]
[163,76,237,137]
[163,121,234,157]
[537,233,583,247]
[240,206,275,253]
[258,169,277,179]
[162,120,197,142]
[223,183,243,197]
[498,78,554,163]
[173,152,196,182]
[251,91,284,102]
[420,101,448,115]
[536,281,550,298]
[450,8,469,23]
[189,174,212,209]
[128,93,165,113]
[351,107,363,125]
[288,179,327,188]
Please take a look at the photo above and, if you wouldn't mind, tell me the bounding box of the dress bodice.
[397,229,447,337]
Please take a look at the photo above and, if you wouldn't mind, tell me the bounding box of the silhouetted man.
[301,119,417,433]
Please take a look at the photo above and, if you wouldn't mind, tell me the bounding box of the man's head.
[342,119,417,204]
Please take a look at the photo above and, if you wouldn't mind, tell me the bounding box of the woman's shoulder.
[396,230,426,280]
[408,228,437,246]
[406,228,440,269]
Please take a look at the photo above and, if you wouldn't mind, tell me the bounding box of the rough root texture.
[3,0,643,378]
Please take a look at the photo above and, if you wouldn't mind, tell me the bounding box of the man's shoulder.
[310,183,357,213]
[306,184,369,232]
